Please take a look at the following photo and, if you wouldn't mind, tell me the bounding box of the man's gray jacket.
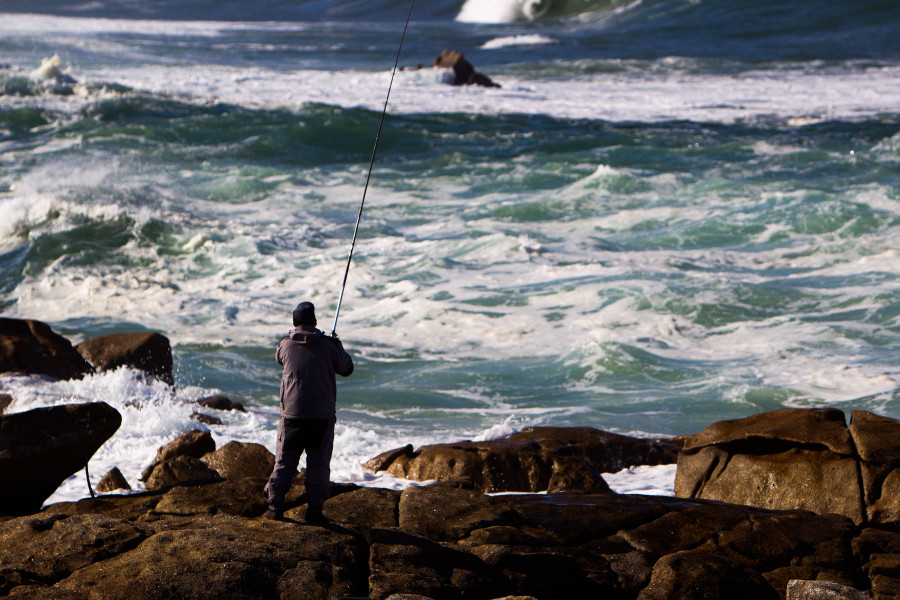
[276,326,354,419]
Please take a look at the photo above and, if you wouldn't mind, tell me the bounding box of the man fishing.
[263,301,354,523]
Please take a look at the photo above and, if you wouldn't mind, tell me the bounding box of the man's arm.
[275,336,289,366]
[331,337,354,377]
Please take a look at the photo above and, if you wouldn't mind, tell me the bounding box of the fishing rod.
[330,0,417,338]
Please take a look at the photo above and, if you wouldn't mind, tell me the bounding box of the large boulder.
[200,441,275,480]
[675,408,866,524]
[0,318,93,380]
[365,426,680,493]
[75,331,174,385]
[0,402,121,515]
[140,429,216,481]
[141,429,222,491]
[142,455,222,491]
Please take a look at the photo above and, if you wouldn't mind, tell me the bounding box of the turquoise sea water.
[1,0,899,501]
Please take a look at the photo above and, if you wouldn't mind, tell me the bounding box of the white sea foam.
[603,464,676,496]
[481,34,559,49]
[457,0,553,23]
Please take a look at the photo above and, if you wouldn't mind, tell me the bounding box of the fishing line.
[330,0,417,337]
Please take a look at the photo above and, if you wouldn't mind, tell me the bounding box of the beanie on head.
[293,301,317,327]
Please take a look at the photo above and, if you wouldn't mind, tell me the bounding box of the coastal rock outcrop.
[75,331,174,385]
[365,426,681,493]
[0,318,93,380]
[2,478,891,599]
[0,402,121,515]
[675,408,900,525]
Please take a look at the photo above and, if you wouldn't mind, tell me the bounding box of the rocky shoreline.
[2,318,900,599]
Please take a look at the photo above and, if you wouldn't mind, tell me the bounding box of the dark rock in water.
[0,393,11,414]
[0,318,93,380]
[143,455,222,491]
[675,408,900,525]
[75,331,174,385]
[432,49,500,88]
[365,426,680,493]
[0,402,121,515]
[200,440,275,480]
[191,411,223,425]
[195,394,246,412]
[96,467,131,493]
[140,429,216,481]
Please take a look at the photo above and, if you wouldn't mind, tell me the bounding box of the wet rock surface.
[75,331,174,385]
[364,426,681,493]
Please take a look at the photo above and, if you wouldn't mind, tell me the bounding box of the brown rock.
[398,485,519,542]
[0,318,93,380]
[321,486,400,529]
[151,477,268,517]
[432,49,499,88]
[0,513,146,585]
[0,402,121,515]
[75,331,173,385]
[637,550,780,600]
[850,411,900,465]
[786,579,872,599]
[55,514,362,600]
[364,426,679,493]
[96,467,131,493]
[12,474,897,600]
[195,395,246,412]
[0,394,11,415]
[682,407,853,454]
[191,412,223,425]
[368,527,504,600]
[143,455,222,491]
[678,447,865,524]
[675,408,866,524]
[200,441,275,480]
[141,429,216,481]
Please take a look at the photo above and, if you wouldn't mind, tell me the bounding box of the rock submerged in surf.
[76,331,174,386]
[432,49,500,88]
[0,317,94,380]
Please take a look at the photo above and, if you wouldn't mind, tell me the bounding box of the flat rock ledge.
[1,477,897,599]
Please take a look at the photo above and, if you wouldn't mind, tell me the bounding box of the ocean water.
[1,0,898,504]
